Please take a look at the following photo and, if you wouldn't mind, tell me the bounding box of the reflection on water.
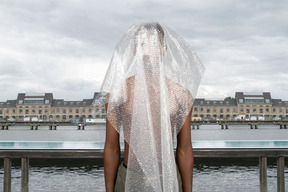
[1,124,288,191]
[0,160,287,192]
[1,140,288,149]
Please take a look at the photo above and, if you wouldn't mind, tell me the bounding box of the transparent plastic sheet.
[94,22,205,191]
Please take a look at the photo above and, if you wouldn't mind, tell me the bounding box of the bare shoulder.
[126,76,135,85]
[126,76,135,92]
[165,78,191,96]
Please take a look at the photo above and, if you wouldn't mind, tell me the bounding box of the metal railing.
[1,148,287,192]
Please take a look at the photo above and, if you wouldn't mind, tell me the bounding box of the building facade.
[0,92,287,122]
[0,93,106,122]
[193,92,288,121]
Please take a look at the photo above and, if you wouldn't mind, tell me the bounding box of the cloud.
[0,0,287,101]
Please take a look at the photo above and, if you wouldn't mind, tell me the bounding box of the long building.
[0,93,106,122]
[192,92,288,121]
[0,92,287,122]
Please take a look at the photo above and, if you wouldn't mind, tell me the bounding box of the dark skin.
[104,101,194,192]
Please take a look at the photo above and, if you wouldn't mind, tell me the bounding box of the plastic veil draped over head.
[98,22,205,191]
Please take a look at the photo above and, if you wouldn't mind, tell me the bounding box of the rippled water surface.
[0,124,288,191]
[0,162,287,192]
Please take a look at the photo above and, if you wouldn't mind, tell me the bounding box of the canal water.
[0,124,288,191]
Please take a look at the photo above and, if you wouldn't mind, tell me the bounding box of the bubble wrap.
[99,22,205,191]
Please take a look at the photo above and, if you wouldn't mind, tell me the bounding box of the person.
[98,21,205,192]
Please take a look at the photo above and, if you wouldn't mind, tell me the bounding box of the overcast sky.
[0,0,287,101]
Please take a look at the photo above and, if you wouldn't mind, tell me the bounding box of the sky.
[0,0,287,101]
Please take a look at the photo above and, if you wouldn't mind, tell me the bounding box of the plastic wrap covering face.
[98,22,205,191]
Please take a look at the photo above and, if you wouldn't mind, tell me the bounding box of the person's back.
[98,21,205,192]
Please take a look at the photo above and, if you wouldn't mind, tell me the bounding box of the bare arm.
[104,102,120,192]
[176,108,194,192]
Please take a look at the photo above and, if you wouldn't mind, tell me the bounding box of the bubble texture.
[99,21,205,191]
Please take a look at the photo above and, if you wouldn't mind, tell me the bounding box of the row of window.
[193,107,288,113]
[0,114,106,120]
[193,114,288,120]
[194,107,237,113]
[199,101,230,105]
[0,108,106,114]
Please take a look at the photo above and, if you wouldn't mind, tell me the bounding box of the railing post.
[260,156,267,192]
[21,157,29,192]
[4,157,11,192]
[277,156,285,192]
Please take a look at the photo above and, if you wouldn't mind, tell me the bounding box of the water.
[0,124,288,191]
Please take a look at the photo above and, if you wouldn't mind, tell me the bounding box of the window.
[213,108,217,112]
[45,109,48,113]
[52,109,55,113]
[200,108,203,112]
[273,108,276,112]
[0,110,2,114]
[220,108,223,113]
[280,108,283,113]
[194,107,198,112]
[207,108,210,113]
[207,101,210,105]
[56,108,60,113]
[69,108,73,113]
[213,101,216,105]
[200,101,204,105]
[227,108,230,112]
[24,99,44,105]
[63,109,66,114]
[239,99,243,103]
[286,109,288,113]
[19,100,23,104]
[39,109,42,114]
[76,109,79,113]
[253,108,256,112]
[260,108,263,113]
[45,100,49,104]
[25,109,29,114]
[265,99,270,104]
[266,108,269,112]
[102,108,106,113]
[246,109,250,113]
[240,108,243,112]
